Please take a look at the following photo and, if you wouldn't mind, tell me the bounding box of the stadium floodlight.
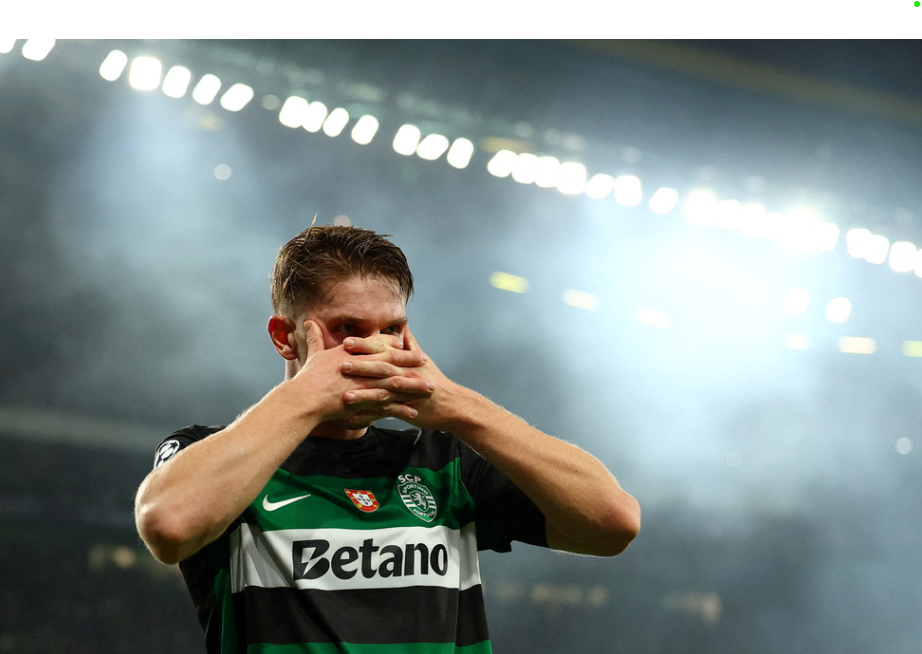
[584,174,615,200]
[685,190,718,228]
[446,138,474,169]
[846,228,871,259]
[393,124,421,155]
[98,50,128,81]
[864,234,890,265]
[489,271,529,294]
[512,153,538,184]
[782,288,811,316]
[533,156,561,188]
[322,108,350,137]
[888,241,917,273]
[191,74,222,105]
[128,56,163,91]
[838,336,876,355]
[784,333,810,350]
[635,307,674,329]
[557,162,587,195]
[219,83,255,112]
[714,199,742,230]
[21,39,55,62]
[416,133,450,161]
[648,187,679,215]
[303,101,329,133]
[486,150,518,178]
[279,96,309,128]
[738,203,769,237]
[613,175,642,206]
[351,114,379,145]
[0,39,16,54]
[813,221,840,252]
[825,297,852,324]
[562,290,600,310]
[161,66,192,98]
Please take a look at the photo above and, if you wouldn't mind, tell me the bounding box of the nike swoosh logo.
[262,493,312,512]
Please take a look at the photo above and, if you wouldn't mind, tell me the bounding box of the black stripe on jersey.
[239,585,489,647]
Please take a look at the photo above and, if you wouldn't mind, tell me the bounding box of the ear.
[268,314,299,361]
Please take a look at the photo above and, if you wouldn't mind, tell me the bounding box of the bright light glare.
[486,150,518,178]
[219,83,254,112]
[512,153,538,184]
[846,228,872,259]
[0,39,16,54]
[888,241,917,272]
[782,288,811,316]
[865,234,890,265]
[562,290,600,310]
[161,66,192,98]
[813,221,840,252]
[99,50,128,81]
[649,187,679,215]
[128,57,163,91]
[896,438,913,455]
[902,341,922,357]
[635,308,674,329]
[21,39,55,62]
[446,138,474,169]
[557,162,587,195]
[393,124,421,155]
[303,102,328,133]
[584,174,615,200]
[778,209,824,254]
[192,74,222,105]
[489,271,529,294]
[685,190,718,228]
[416,134,450,161]
[825,297,852,324]
[785,334,810,350]
[322,108,350,137]
[714,199,742,230]
[533,156,561,188]
[739,203,769,237]
[279,96,309,128]
[351,114,379,145]
[613,175,642,206]
[838,336,876,355]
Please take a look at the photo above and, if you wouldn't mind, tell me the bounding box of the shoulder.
[152,424,226,469]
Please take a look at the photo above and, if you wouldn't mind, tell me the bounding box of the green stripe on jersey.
[247,641,492,654]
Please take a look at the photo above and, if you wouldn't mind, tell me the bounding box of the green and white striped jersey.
[153,424,547,654]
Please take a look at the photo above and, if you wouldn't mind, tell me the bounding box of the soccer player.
[135,224,641,653]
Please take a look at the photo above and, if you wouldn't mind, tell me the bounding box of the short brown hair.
[270,224,414,316]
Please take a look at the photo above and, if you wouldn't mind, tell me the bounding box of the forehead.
[306,275,407,320]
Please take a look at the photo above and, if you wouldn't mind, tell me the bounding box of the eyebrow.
[332,315,408,326]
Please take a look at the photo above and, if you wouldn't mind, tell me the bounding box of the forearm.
[437,384,641,556]
[135,381,321,564]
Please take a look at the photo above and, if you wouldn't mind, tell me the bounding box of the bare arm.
[343,328,641,556]
[134,321,430,564]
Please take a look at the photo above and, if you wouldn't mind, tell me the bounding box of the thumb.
[303,320,324,358]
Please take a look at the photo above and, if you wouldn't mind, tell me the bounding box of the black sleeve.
[458,440,548,553]
[151,424,225,470]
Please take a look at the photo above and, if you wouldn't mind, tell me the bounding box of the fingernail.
[421,354,428,363]
[342,361,353,372]
[345,392,356,403]
[408,408,419,418]
[427,382,436,392]
[345,338,355,348]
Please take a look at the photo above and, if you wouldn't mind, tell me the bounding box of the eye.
[338,323,356,335]
[382,326,401,336]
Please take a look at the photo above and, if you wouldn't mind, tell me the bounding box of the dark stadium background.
[2,39,922,653]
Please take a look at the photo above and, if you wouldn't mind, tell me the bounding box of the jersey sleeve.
[458,440,548,553]
[151,424,225,470]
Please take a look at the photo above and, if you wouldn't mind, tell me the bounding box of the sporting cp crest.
[344,489,380,513]
[397,474,438,523]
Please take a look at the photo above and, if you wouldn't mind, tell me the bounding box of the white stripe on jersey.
[230,523,482,593]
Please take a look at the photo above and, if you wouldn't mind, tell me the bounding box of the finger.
[403,326,423,354]
[303,320,324,358]
[343,335,391,355]
[342,356,428,378]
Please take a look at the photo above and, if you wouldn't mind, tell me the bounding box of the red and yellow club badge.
[344,489,380,513]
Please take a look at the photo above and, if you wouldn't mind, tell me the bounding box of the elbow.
[135,501,201,565]
[598,494,641,557]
